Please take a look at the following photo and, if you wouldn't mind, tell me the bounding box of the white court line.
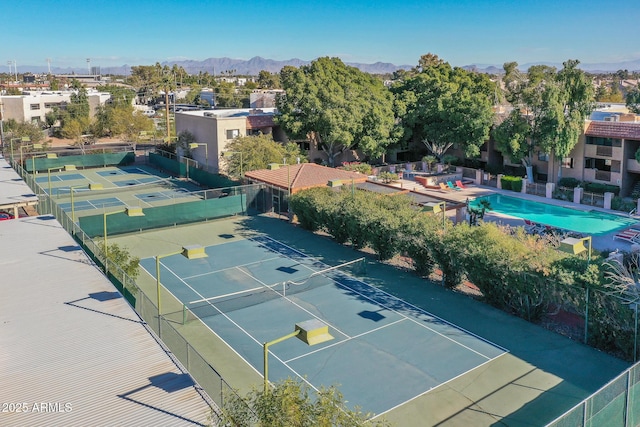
[139,259,264,377]
[373,352,510,419]
[233,266,352,340]
[285,318,407,364]
[253,234,508,359]
[181,255,284,280]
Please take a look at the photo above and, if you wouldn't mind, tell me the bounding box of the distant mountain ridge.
[15,56,640,76]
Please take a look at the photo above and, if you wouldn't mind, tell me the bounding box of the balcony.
[596,146,613,157]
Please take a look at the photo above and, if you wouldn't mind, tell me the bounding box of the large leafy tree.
[276,57,395,166]
[130,63,176,141]
[495,61,593,181]
[391,54,496,162]
[219,134,307,177]
[626,84,640,114]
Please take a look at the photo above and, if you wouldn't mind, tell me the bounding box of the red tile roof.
[245,163,368,192]
[585,121,640,140]
[246,115,275,129]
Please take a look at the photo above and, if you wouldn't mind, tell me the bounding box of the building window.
[226,129,240,139]
[44,102,60,109]
[585,157,620,173]
[538,152,549,162]
[30,104,40,110]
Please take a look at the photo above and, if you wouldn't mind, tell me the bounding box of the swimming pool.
[471,193,637,235]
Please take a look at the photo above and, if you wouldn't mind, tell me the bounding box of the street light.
[19,141,40,167]
[422,201,446,231]
[263,319,334,393]
[559,235,593,344]
[31,152,57,175]
[103,206,145,271]
[559,236,592,263]
[156,245,208,315]
[189,143,208,169]
[221,151,244,177]
[69,184,94,223]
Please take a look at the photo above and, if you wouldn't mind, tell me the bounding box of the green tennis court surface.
[140,235,507,416]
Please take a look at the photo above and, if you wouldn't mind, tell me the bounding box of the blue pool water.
[471,193,637,235]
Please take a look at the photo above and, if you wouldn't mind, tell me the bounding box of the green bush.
[557,177,581,188]
[584,182,620,195]
[611,197,636,213]
[500,175,522,192]
[341,162,372,175]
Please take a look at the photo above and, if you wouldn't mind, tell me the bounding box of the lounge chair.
[455,180,467,189]
[447,181,461,191]
[439,182,452,191]
[523,219,545,234]
[614,228,640,243]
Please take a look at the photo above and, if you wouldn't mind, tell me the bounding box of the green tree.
[546,60,594,179]
[215,80,244,108]
[130,63,176,141]
[101,242,140,280]
[492,109,533,180]
[220,378,388,426]
[277,57,395,166]
[391,54,495,162]
[257,70,281,89]
[66,87,90,120]
[626,84,640,114]
[220,134,307,177]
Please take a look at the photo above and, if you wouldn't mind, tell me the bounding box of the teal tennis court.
[140,235,507,416]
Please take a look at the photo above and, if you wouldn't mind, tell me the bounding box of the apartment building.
[0,89,110,123]
[174,108,286,172]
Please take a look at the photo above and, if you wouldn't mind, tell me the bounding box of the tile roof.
[585,121,640,140]
[246,115,275,129]
[245,163,367,192]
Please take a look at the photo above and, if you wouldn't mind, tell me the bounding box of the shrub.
[611,196,636,213]
[378,171,398,183]
[557,177,581,189]
[500,175,522,192]
[341,162,372,175]
[584,182,620,195]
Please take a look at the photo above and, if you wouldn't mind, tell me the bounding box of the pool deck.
[388,178,638,254]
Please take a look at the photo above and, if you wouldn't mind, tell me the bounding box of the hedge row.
[290,187,637,360]
[500,175,523,192]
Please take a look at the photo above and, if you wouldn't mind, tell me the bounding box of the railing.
[581,191,605,207]
[526,182,546,197]
[596,145,613,157]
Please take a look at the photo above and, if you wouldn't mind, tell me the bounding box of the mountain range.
[16,56,640,76]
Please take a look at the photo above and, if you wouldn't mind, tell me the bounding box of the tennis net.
[184,257,366,322]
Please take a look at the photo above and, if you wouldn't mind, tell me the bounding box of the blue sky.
[5,0,639,70]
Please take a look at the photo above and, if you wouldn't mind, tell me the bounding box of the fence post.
[546,182,555,199]
[603,192,614,210]
[521,178,527,194]
[574,187,584,205]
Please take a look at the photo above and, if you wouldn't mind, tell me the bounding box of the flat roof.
[0,215,212,426]
[0,155,38,209]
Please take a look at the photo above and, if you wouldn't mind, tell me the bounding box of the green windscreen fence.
[149,152,240,188]
[79,194,247,238]
[547,363,640,427]
[149,152,186,176]
[28,151,135,172]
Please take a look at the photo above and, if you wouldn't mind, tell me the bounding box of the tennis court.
[139,234,507,416]
[41,165,204,216]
